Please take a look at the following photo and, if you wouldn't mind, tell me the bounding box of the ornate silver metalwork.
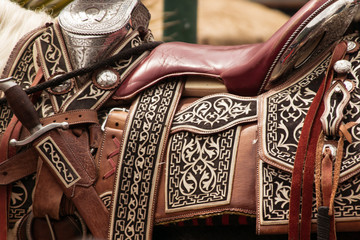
[334,60,352,74]
[344,79,355,92]
[267,0,358,88]
[58,0,138,35]
[51,79,72,93]
[96,69,119,87]
[58,0,140,86]
[347,41,357,51]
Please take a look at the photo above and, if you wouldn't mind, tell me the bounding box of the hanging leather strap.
[0,115,20,240]
[288,41,347,240]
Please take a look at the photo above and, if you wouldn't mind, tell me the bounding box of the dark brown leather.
[17,213,85,240]
[113,0,331,99]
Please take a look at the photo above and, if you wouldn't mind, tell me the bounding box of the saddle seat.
[113,0,339,99]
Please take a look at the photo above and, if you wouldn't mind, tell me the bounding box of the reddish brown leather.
[0,148,38,185]
[34,129,109,239]
[154,123,257,224]
[321,151,333,207]
[0,116,20,240]
[259,221,360,235]
[94,127,123,196]
[113,43,260,99]
[288,41,347,240]
[114,0,332,99]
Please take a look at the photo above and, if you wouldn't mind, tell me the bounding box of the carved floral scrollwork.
[167,127,239,212]
[172,94,257,133]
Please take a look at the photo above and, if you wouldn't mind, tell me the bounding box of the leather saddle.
[1,0,360,239]
[114,0,354,99]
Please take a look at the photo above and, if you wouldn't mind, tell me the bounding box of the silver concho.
[94,68,120,89]
[51,80,73,93]
[333,60,352,74]
[343,79,355,92]
[58,0,139,35]
[48,74,73,94]
[347,41,357,52]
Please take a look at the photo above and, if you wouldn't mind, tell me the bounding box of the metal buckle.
[101,108,129,131]
[323,144,337,160]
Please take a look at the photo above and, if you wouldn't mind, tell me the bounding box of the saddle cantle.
[114,0,356,99]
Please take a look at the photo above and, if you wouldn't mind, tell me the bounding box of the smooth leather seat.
[113,0,336,99]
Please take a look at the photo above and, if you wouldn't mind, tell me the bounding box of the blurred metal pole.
[163,0,198,43]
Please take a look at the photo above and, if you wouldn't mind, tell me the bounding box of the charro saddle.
[1,0,360,239]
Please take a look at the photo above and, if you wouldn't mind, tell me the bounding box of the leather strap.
[40,109,99,126]
[94,127,123,197]
[288,41,347,240]
[321,149,333,207]
[34,128,109,239]
[0,148,38,185]
[33,161,64,220]
[0,115,20,240]
[300,42,347,240]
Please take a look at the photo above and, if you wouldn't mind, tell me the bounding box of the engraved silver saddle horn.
[58,0,150,86]
[267,0,359,89]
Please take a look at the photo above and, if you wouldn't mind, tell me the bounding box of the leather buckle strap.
[40,109,99,126]
[100,108,129,131]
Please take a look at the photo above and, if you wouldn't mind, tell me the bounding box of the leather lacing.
[103,136,121,180]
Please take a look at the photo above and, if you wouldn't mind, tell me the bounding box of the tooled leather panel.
[171,93,257,134]
[257,159,360,232]
[259,34,360,180]
[154,123,258,224]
